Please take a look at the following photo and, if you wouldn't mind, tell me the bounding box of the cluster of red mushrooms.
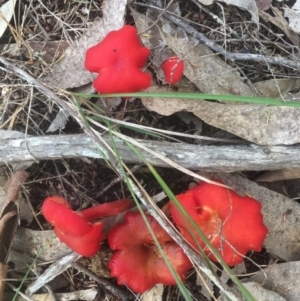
[84,25,184,93]
[41,25,268,293]
[42,181,268,293]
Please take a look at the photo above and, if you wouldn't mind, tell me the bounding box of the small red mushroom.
[170,181,268,266]
[108,211,192,293]
[85,25,151,94]
[161,56,184,84]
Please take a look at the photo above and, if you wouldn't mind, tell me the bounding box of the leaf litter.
[2,0,300,300]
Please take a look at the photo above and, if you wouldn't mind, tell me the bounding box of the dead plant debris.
[1,0,300,300]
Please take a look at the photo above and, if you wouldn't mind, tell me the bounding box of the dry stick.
[2,133,300,172]
[0,57,242,301]
[32,263,57,301]
[5,283,36,301]
[72,262,131,301]
[147,2,300,70]
[26,253,81,295]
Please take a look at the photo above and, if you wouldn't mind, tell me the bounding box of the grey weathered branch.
[1,133,300,172]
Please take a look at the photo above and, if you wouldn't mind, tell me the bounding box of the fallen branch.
[1,132,300,172]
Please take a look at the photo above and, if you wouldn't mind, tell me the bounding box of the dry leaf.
[256,168,300,182]
[260,6,300,47]
[284,1,300,35]
[217,173,300,261]
[246,262,300,301]
[43,0,127,89]
[141,284,164,301]
[253,78,300,98]
[5,288,97,301]
[195,0,214,5]
[46,109,70,133]
[3,170,29,204]
[193,103,300,145]
[0,170,29,264]
[0,170,28,301]
[219,282,287,301]
[142,89,300,145]
[0,0,17,38]
[218,0,259,24]
[12,228,71,261]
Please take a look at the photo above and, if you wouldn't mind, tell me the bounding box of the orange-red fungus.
[85,25,151,94]
[170,181,268,266]
[42,196,102,256]
[108,211,192,293]
[161,56,184,84]
[42,196,136,257]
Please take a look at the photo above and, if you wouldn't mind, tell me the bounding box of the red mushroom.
[42,196,135,256]
[170,181,268,266]
[85,25,151,94]
[161,56,184,84]
[108,211,192,293]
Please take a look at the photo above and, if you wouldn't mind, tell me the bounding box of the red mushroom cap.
[80,199,134,222]
[161,56,184,84]
[85,25,151,94]
[108,211,191,293]
[42,196,91,237]
[170,181,268,266]
[54,222,103,257]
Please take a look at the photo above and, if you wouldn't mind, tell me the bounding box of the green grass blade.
[73,91,300,107]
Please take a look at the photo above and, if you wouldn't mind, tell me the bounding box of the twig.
[28,11,50,40]
[95,165,142,198]
[26,252,80,295]
[72,262,131,301]
[147,2,300,71]
[32,263,57,301]
[5,283,36,301]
